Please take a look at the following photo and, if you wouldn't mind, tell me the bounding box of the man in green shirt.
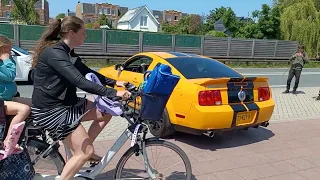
[283,45,309,94]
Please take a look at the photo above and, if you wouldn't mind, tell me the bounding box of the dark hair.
[32,16,84,68]
[298,45,304,50]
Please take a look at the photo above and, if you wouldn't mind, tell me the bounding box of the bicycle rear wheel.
[115,139,192,180]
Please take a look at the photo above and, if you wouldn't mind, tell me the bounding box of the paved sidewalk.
[51,118,320,180]
[82,87,320,141]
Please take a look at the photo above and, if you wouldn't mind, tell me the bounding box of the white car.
[11,45,33,82]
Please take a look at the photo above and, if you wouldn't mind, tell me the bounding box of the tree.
[279,0,320,56]
[160,15,203,35]
[205,7,227,31]
[97,14,112,28]
[206,30,228,37]
[1,0,40,25]
[188,14,204,35]
[85,23,93,29]
[221,7,239,36]
[55,13,65,19]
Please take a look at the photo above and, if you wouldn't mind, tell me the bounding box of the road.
[17,68,320,98]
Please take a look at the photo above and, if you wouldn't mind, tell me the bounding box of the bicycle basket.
[140,92,170,121]
[143,63,180,95]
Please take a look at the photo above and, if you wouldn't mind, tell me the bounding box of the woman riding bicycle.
[30,16,131,180]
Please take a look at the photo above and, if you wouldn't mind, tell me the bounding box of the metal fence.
[0,24,299,59]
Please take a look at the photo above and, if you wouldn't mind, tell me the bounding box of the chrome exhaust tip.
[203,131,215,138]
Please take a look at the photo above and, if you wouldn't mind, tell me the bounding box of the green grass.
[83,59,320,69]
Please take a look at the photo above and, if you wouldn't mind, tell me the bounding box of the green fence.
[85,29,103,43]
[175,35,201,47]
[19,25,45,41]
[0,24,202,47]
[143,32,172,46]
[0,24,14,39]
[0,24,299,58]
[106,30,139,45]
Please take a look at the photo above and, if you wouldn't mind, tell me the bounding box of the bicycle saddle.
[85,73,123,116]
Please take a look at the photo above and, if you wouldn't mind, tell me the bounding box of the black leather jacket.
[31,41,117,109]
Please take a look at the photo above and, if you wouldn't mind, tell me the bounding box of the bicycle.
[24,71,192,179]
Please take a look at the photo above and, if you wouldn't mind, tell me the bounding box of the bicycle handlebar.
[84,73,140,120]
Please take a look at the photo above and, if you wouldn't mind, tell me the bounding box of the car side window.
[124,56,153,73]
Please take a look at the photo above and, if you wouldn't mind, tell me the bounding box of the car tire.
[147,108,176,138]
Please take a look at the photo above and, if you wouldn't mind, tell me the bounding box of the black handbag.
[0,145,35,180]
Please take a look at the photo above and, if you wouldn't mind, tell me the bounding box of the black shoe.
[292,89,297,94]
[283,89,289,93]
[316,96,320,100]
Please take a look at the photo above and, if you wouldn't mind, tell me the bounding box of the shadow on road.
[95,167,198,180]
[170,127,274,151]
[291,90,305,94]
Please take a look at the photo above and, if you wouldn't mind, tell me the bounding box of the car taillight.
[198,90,222,106]
[258,87,270,101]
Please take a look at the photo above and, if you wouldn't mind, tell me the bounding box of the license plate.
[236,112,254,125]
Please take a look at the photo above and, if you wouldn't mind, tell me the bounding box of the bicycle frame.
[64,124,156,179]
[28,97,157,179]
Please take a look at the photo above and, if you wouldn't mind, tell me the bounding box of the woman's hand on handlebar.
[116,90,132,100]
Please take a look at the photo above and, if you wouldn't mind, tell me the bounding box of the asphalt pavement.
[17,68,320,98]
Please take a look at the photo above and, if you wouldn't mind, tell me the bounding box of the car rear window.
[165,57,243,79]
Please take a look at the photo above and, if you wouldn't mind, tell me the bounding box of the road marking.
[270,85,286,88]
[243,72,320,76]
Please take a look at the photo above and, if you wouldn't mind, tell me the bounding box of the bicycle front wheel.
[115,139,192,180]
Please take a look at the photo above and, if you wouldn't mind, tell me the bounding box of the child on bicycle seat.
[0,35,30,152]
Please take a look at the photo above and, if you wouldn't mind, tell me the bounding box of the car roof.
[142,52,208,59]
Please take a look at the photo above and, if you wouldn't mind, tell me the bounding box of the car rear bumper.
[173,99,275,134]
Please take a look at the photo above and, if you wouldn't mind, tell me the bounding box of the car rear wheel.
[147,108,176,138]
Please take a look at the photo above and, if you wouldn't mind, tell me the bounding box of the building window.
[98,8,103,14]
[103,8,107,14]
[111,9,115,15]
[174,16,178,21]
[167,15,172,21]
[140,16,147,27]
[107,8,111,15]
[5,12,11,18]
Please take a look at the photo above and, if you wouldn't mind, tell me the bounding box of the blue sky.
[48,0,274,18]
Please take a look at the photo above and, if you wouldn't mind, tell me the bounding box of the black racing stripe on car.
[230,104,247,127]
[168,52,190,57]
[227,81,254,90]
[245,102,260,124]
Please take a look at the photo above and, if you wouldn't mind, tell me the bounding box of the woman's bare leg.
[80,96,113,160]
[60,124,94,180]
[81,96,112,143]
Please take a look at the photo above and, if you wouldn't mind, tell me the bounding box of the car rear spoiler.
[188,77,269,86]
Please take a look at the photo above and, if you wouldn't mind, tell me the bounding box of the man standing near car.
[283,45,309,94]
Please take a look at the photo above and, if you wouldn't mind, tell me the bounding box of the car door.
[11,50,23,80]
[116,55,154,106]
[117,55,154,88]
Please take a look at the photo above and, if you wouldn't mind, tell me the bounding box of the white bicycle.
[24,72,192,179]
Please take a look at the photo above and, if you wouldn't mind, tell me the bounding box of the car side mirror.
[115,64,124,77]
